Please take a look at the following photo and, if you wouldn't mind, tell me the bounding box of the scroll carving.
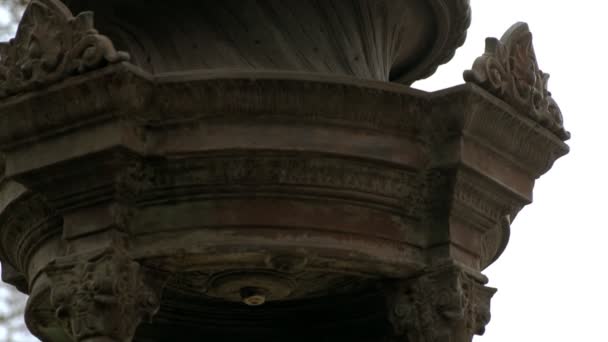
[464,22,569,140]
[45,246,161,341]
[386,264,496,342]
[0,0,130,98]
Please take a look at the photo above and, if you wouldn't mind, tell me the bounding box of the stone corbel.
[385,263,496,342]
[44,245,164,342]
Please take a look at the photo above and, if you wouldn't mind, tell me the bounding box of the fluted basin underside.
[61,0,471,83]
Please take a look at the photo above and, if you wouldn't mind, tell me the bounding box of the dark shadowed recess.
[134,284,390,342]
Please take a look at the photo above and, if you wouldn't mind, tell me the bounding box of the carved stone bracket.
[464,22,570,140]
[0,0,130,98]
[45,245,162,342]
[386,263,496,342]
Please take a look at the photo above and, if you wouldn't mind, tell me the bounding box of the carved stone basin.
[0,1,568,341]
[60,0,471,83]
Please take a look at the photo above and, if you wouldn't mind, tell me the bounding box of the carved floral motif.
[45,246,160,341]
[0,0,129,98]
[386,263,496,342]
[464,22,569,140]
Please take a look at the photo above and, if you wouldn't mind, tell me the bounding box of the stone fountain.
[0,1,568,341]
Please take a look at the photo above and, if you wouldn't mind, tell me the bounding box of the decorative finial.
[0,0,130,98]
[464,22,570,140]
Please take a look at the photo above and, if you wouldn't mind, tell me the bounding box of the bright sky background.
[415,0,605,341]
[0,0,602,341]
[0,8,10,26]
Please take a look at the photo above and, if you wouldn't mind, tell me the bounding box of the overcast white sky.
[415,0,605,341]
[0,0,602,341]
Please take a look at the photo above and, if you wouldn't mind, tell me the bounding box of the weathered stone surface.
[0,70,567,340]
[0,1,568,341]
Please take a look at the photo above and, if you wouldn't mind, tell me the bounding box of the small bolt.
[240,287,267,306]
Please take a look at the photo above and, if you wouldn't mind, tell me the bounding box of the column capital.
[386,263,496,342]
[45,245,163,342]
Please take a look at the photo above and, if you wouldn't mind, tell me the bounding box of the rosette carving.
[45,246,161,342]
[464,22,570,140]
[0,0,129,98]
[386,264,496,342]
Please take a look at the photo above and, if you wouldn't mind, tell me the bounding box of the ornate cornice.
[0,0,129,98]
[464,22,569,141]
[430,85,569,178]
[147,152,421,218]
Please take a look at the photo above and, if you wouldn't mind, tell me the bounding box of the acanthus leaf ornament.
[45,245,162,342]
[464,22,570,141]
[386,263,496,342]
[0,0,130,98]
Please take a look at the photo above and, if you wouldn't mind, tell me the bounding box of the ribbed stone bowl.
[61,0,471,83]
